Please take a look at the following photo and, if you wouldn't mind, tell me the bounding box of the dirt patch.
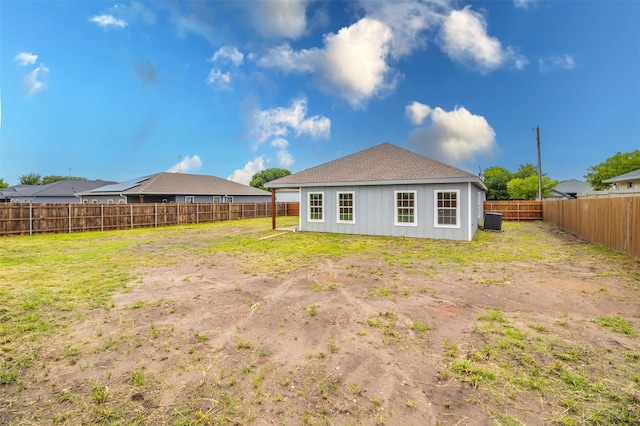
[3,223,639,425]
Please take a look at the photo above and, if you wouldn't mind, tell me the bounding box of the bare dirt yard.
[1,219,639,425]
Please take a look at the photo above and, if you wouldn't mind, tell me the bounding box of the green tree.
[41,175,87,185]
[0,178,8,189]
[483,166,513,200]
[250,168,291,190]
[19,173,42,185]
[584,150,640,190]
[507,175,558,200]
[513,163,538,179]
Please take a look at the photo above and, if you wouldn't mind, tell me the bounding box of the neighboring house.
[0,180,115,203]
[265,143,486,241]
[602,168,640,190]
[78,172,272,204]
[549,179,592,199]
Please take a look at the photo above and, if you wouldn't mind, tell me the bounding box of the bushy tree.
[41,175,87,185]
[483,166,513,200]
[19,173,42,185]
[0,178,8,189]
[250,168,291,190]
[584,150,640,190]
[513,163,539,179]
[507,175,558,200]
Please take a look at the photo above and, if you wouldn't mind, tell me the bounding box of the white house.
[266,143,486,241]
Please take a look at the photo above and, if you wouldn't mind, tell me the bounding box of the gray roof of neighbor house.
[265,143,486,189]
[552,179,592,194]
[1,180,116,198]
[84,172,271,196]
[602,168,640,183]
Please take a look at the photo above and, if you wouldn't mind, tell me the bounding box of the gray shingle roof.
[602,168,640,183]
[266,143,485,188]
[552,179,592,193]
[86,172,270,196]
[1,180,116,198]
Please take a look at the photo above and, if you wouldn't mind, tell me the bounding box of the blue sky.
[2,0,639,186]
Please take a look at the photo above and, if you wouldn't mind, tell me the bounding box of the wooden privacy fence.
[543,197,639,260]
[484,201,543,221]
[0,202,300,237]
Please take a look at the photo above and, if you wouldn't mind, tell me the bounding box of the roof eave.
[267,177,487,190]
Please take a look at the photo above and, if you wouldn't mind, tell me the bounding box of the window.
[308,192,324,222]
[118,199,125,204]
[107,199,114,204]
[226,196,233,203]
[395,191,416,226]
[185,196,195,203]
[435,190,459,228]
[337,192,355,223]
[213,196,221,203]
[82,199,88,204]
[92,199,98,204]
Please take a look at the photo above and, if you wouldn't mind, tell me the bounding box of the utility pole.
[536,125,543,201]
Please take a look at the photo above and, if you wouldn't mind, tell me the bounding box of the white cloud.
[270,137,289,149]
[90,14,128,28]
[256,1,446,108]
[251,97,330,148]
[277,149,294,168]
[210,46,244,66]
[167,155,203,173]
[249,0,310,39]
[359,0,445,59]
[206,46,244,91]
[205,68,232,91]
[438,6,525,74]
[319,18,394,108]
[514,0,538,10]
[407,104,497,165]
[259,17,395,108]
[539,54,576,73]
[271,138,294,168]
[257,43,318,73]
[25,64,49,95]
[406,101,432,125]
[14,52,38,66]
[228,157,264,185]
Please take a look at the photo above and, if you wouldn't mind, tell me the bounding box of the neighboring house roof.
[602,168,640,183]
[1,180,115,199]
[552,179,592,194]
[266,143,486,189]
[83,172,270,197]
[0,185,36,199]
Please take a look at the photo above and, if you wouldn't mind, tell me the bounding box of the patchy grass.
[445,307,640,425]
[593,315,637,337]
[1,218,639,425]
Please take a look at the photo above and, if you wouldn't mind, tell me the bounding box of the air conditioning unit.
[484,212,503,231]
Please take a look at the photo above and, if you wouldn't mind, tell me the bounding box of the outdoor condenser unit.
[484,212,503,231]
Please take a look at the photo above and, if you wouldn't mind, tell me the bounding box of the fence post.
[155,203,158,227]
[130,204,133,229]
[101,204,104,231]
[29,203,33,236]
[69,204,72,233]
[196,203,199,224]
[517,204,520,222]
[177,203,180,225]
